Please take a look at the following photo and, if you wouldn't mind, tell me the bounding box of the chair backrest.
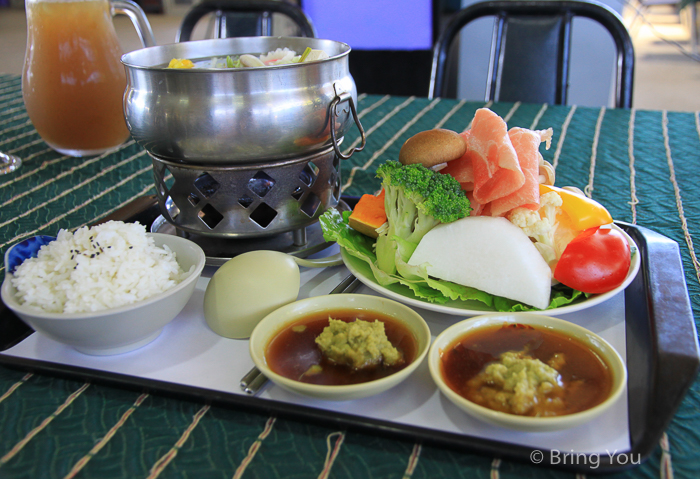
[176,0,316,42]
[429,0,635,108]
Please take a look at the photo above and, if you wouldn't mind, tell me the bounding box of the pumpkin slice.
[348,190,387,238]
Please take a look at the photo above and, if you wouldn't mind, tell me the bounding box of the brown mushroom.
[398,129,467,168]
[539,160,555,185]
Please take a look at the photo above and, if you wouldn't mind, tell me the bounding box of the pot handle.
[112,0,157,48]
[330,86,366,160]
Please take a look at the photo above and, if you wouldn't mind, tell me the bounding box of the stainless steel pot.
[121,36,365,164]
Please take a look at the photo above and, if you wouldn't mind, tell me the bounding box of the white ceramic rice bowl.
[1,233,206,355]
[428,313,627,432]
[249,294,431,401]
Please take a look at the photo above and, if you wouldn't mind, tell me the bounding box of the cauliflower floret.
[507,192,563,267]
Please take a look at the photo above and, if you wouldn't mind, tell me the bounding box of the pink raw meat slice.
[490,127,549,216]
[465,191,483,216]
[440,131,474,189]
[468,108,525,204]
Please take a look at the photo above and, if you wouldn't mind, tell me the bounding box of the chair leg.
[691,3,698,55]
[624,0,646,37]
[214,10,226,39]
[261,11,271,36]
[628,12,642,36]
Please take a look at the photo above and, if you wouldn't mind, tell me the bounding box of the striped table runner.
[1,73,699,479]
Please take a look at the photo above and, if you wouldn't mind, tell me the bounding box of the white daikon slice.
[408,216,552,309]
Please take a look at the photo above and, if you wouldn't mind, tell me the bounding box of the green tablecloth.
[1,73,699,478]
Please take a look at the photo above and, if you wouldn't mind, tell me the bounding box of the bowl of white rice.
[1,221,206,355]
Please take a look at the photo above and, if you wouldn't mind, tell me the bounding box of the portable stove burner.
[151,200,350,267]
[150,146,342,239]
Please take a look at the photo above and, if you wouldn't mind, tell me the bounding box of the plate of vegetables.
[321,109,639,316]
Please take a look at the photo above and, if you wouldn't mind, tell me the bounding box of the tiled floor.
[1,6,698,112]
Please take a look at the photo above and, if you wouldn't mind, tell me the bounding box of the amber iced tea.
[22,0,130,156]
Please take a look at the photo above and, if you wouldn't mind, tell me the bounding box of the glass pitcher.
[22,0,156,157]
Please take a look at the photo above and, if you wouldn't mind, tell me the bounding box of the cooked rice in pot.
[11,221,190,314]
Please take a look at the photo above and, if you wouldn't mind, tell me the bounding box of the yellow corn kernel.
[167,58,194,69]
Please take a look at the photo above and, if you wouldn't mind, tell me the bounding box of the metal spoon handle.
[239,273,362,395]
[241,370,269,395]
[329,273,362,294]
[293,252,344,268]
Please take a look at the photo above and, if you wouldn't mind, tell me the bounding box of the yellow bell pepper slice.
[540,184,613,230]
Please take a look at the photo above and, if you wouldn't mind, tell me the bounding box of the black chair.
[429,0,635,108]
[176,0,316,42]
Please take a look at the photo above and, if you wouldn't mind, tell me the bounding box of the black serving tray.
[1,196,698,474]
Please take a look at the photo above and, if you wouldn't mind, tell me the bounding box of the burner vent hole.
[300,192,321,218]
[194,173,220,199]
[291,186,304,200]
[248,171,276,198]
[250,202,278,228]
[299,162,319,187]
[157,180,167,198]
[163,165,176,190]
[335,173,341,200]
[165,196,180,220]
[198,204,224,229]
[332,182,340,202]
[238,195,254,208]
[187,194,200,207]
[156,165,174,196]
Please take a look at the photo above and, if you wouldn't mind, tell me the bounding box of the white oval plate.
[340,224,640,317]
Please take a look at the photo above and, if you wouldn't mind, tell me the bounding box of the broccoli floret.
[374,160,471,274]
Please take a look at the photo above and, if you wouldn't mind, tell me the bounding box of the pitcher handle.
[112,0,157,48]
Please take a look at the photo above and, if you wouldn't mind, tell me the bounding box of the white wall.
[456,0,622,107]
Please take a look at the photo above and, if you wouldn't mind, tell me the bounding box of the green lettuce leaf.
[320,208,586,311]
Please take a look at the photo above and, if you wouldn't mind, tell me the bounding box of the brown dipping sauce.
[441,323,613,416]
[265,309,417,386]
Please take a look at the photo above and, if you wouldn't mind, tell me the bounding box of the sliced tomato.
[553,226,630,294]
